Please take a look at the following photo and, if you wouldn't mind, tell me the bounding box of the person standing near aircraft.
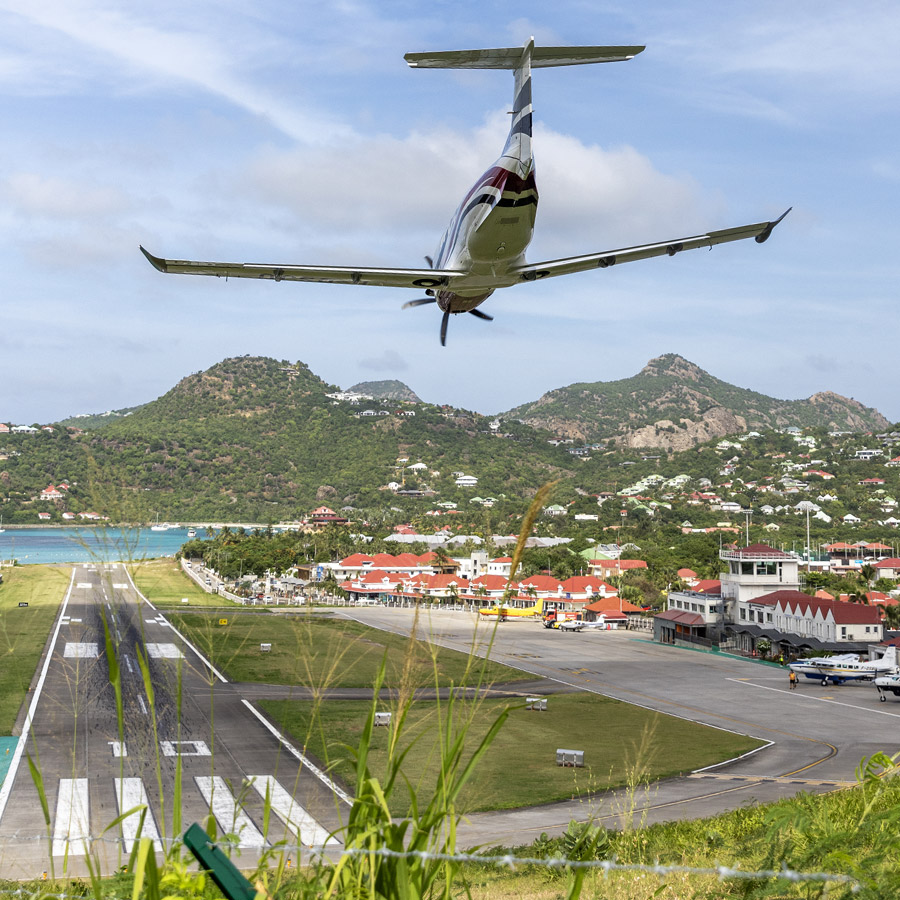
[789,670,797,691]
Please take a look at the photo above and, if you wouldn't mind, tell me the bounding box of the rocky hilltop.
[502,354,889,450]
[347,380,422,403]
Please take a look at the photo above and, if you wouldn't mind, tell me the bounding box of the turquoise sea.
[0,526,206,565]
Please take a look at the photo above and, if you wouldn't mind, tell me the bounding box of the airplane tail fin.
[404,43,644,69]
[883,645,898,668]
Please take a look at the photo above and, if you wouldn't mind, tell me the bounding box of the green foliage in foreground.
[0,565,68,733]
[259,693,762,813]
[166,610,531,688]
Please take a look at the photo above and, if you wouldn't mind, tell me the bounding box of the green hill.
[502,353,889,450]
[41,356,572,521]
[347,380,422,403]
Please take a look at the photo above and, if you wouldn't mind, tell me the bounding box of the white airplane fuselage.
[429,57,537,313]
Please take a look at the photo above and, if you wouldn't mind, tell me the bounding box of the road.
[0,565,347,879]
[340,607,900,848]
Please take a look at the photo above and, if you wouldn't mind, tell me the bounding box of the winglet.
[754,207,791,244]
[139,245,168,272]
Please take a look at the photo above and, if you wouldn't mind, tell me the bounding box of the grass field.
[0,566,70,734]
[167,609,532,688]
[259,693,763,813]
[128,558,240,608]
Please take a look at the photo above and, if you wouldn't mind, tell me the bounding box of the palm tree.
[882,603,900,631]
[860,563,876,587]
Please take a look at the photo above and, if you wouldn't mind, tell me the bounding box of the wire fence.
[0,836,862,892]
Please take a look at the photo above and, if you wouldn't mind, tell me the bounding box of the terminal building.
[656,543,884,657]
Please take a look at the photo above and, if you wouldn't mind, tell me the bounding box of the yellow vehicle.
[478,598,544,619]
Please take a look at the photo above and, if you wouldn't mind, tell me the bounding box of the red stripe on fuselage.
[436,165,537,267]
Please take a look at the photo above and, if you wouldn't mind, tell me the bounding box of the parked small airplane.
[789,646,898,686]
[140,39,789,345]
[874,670,900,701]
[478,599,544,619]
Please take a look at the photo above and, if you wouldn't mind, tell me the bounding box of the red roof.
[518,574,562,593]
[655,609,705,627]
[874,557,900,569]
[559,576,615,594]
[470,574,513,592]
[584,596,642,614]
[677,568,697,579]
[340,553,374,566]
[773,591,883,624]
[693,579,721,594]
[589,559,648,570]
[491,556,512,563]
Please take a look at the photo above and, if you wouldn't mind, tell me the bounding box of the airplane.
[789,646,898,686]
[140,39,790,346]
[478,598,544,619]
[874,671,900,701]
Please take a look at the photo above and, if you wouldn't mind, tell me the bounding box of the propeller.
[440,308,450,346]
[402,297,436,309]
[469,309,493,321]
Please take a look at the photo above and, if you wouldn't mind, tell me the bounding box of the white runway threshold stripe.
[114,778,163,851]
[64,643,99,658]
[195,776,265,848]
[249,775,338,848]
[53,778,91,857]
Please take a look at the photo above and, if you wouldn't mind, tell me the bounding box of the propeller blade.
[424,255,434,268]
[469,309,493,321]
[440,308,450,346]
[402,297,436,309]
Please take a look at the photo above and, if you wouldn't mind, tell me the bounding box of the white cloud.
[0,1,350,142]
[4,173,130,219]
[242,109,712,262]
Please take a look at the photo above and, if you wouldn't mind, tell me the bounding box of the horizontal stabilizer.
[405,45,644,69]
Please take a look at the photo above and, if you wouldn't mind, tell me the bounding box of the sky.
[2,1,899,424]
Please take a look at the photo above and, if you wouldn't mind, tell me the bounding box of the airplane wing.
[139,246,462,290]
[510,209,791,284]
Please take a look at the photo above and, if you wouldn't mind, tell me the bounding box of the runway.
[340,607,900,848]
[0,565,346,879]
[3,586,899,877]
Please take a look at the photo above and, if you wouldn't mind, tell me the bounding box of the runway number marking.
[161,740,210,757]
[108,741,127,758]
[146,643,184,659]
[64,643,98,658]
[114,778,163,851]
[52,778,90,856]
[249,775,337,847]
[195,776,265,848]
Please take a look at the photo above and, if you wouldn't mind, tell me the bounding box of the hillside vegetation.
[503,353,889,448]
